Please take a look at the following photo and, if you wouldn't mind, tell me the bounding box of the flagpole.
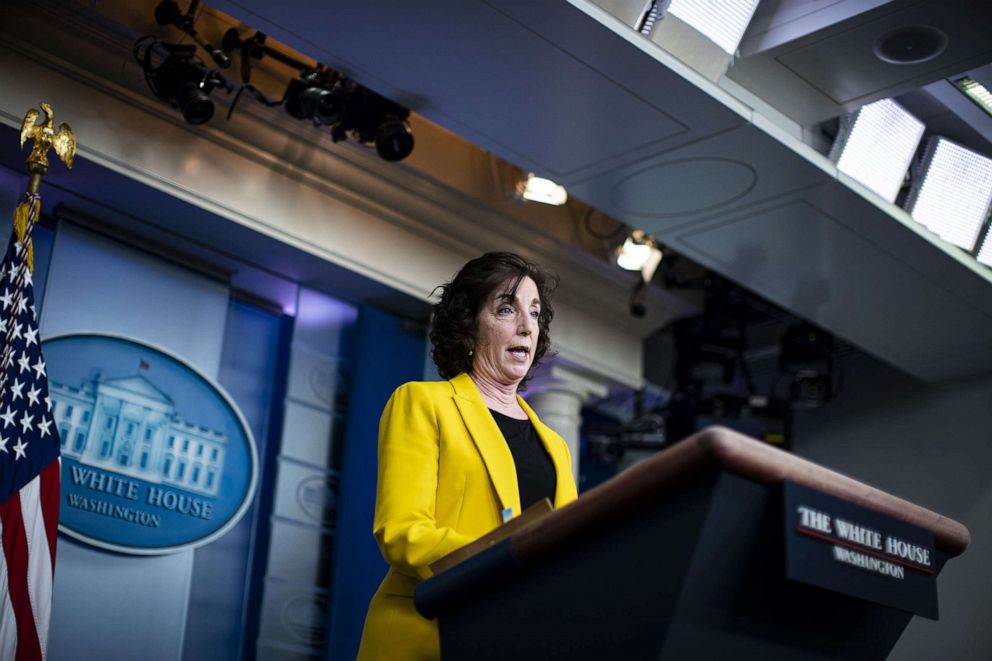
[0,103,75,661]
[0,193,40,396]
[1,103,74,404]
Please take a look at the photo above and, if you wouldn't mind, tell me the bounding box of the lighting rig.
[136,1,415,162]
[133,36,233,125]
[615,230,664,318]
[220,27,414,162]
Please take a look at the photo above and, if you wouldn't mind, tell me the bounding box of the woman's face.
[472,276,541,387]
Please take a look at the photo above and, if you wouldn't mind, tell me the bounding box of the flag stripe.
[20,473,52,660]
[0,518,19,661]
[0,493,42,661]
[38,460,59,576]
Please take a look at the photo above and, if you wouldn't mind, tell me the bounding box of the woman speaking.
[358,252,578,660]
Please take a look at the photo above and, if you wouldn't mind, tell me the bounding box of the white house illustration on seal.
[50,373,227,497]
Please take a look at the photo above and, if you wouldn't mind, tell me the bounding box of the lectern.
[415,427,969,660]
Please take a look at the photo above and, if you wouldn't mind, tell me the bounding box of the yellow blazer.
[357,372,578,660]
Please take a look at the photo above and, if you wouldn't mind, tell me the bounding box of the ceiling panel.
[568,122,833,234]
[778,1,992,105]
[730,0,992,124]
[741,0,888,56]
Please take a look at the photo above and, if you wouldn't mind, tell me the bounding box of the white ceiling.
[167,0,992,382]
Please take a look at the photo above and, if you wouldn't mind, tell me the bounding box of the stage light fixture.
[906,137,992,251]
[284,70,346,125]
[516,174,568,206]
[953,76,992,119]
[374,116,416,163]
[616,230,663,281]
[664,0,761,55]
[829,98,925,202]
[327,85,415,162]
[134,38,232,125]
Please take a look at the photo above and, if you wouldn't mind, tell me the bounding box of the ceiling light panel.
[830,98,925,203]
[953,76,992,118]
[616,237,655,271]
[666,0,761,55]
[907,138,992,251]
[518,174,568,206]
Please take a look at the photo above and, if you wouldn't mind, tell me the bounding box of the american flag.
[0,204,61,661]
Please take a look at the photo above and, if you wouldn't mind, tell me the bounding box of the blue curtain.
[326,304,426,659]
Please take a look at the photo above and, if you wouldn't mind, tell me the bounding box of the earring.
[468,350,473,356]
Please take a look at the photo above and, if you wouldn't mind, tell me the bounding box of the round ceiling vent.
[873,25,948,65]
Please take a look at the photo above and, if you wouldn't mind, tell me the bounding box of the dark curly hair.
[430,252,558,391]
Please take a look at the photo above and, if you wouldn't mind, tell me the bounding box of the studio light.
[953,76,992,119]
[664,0,761,55]
[906,137,992,251]
[134,38,232,125]
[516,174,568,206]
[829,98,925,202]
[284,70,345,125]
[618,230,663,318]
[282,74,415,162]
[616,230,663,281]
[374,118,413,162]
[220,25,416,163]
[334,86,415,163]
[638,0,761,80]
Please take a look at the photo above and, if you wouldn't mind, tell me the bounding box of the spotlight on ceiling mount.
[284,69,346,125]
[134,37,232,125]
[617,230,664,318]
[280,71,415,162]
[829,98,925,203]
[515,173,568,206]
[616,230,663,282]
[333,85,415,163]
[906,137,992,251]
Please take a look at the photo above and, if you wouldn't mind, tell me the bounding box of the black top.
[489,409,557,511]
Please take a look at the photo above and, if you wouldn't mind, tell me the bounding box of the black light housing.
[329,84,415,162]
[134,38,231,125]
[280,72,414,162]
[375,116,415,163]
[284,71,346,125]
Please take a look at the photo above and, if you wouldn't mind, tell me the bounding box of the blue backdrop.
[326,304,427,659]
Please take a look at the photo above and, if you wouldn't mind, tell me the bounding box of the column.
[525,363,609,481]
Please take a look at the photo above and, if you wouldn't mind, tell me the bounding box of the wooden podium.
[415,427,969,660]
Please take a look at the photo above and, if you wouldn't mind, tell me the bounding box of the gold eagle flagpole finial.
[16,102,75,271]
